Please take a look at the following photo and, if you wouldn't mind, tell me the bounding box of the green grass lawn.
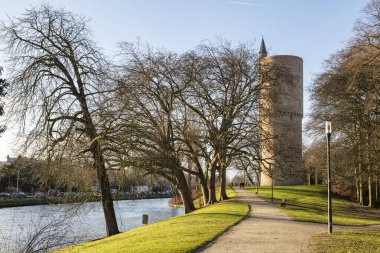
[246,185,380,225]
[56,189,248,253]
[309,229,380,253]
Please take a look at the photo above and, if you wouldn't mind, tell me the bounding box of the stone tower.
[259,38,304,186]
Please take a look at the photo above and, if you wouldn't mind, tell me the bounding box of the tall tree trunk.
[208,151,218,204]
[208,162,217,204]
[219,163,228,201]
[187,158,192,190]
[198,172,209,206]
[375,135,379,204]
[375,175,378,204]
[192,154,209,206]
[355,166,360,203]
[208,169,217,204]
[219,153,228,201]
[91,142,120,236]
[359,166,364,206]
[367,134,372,207]
[84,98,119,236]
[358,143,364,206]
[176,170,195,213]
[368,172,372,207]
[306,173,311,185]
[314,169,318,185]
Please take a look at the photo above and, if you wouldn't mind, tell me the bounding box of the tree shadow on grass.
[256,196,380,224]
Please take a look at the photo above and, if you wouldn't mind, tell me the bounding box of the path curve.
[199,188,379,253]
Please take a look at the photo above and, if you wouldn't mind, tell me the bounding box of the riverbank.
[55,190,249,253]
[0,193,172,208]
[0,197,184,253]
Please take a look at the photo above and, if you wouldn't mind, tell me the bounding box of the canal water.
[0,198,184,252]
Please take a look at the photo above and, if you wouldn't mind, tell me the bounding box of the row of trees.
[306,0,380,206]
[0,155,169,195]
[109,41,270,211]
[0,5,279,236]
[0,157,40,192]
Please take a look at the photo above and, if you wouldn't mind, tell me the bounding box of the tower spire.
[259,37,267,58]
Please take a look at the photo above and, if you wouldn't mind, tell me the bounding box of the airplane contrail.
[229,1,264,6]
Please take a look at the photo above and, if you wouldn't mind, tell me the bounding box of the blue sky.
[0,0,369,158]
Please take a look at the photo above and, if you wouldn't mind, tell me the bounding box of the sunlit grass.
[309,229,380,253]
[246,185,380,225]
[56,188,248,253]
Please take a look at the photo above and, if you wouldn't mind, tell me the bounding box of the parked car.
[47,189,58,197]
[110,189,118,196]
[65,192,77,198]
[0,193,11,199]
[11,192,28,199]
[34,192,45,199]
[57,192,65,198]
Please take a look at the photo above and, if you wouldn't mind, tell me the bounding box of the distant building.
[0,155,17,166]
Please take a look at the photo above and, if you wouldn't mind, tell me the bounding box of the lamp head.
[325,121,332,134]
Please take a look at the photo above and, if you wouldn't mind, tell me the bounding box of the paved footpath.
[199,188,378,253]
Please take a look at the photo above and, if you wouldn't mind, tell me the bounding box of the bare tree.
[307,40,379,206]
[355,0,380,62]
[113,41,264,206]
[0,66,9,136]
[234,154,260,186]
[176,109,210,206]
[113,43,196,213]
[180,41,262,202]
[0,5,119,235]
[303,142,325,185]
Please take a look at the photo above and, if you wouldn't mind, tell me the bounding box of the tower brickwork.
[259,39,304,186]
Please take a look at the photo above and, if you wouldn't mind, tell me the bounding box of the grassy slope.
[246,185,380,225]
[56,188,248,253]
[309,229,380,253]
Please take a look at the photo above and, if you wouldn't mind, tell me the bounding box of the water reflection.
[0,198,184,252]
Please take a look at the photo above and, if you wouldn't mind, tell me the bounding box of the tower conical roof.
[259,37,267,57]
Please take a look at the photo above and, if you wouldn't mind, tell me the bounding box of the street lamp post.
[325,121,332,234]
[16,170,21,192]
[270,164,274,203]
